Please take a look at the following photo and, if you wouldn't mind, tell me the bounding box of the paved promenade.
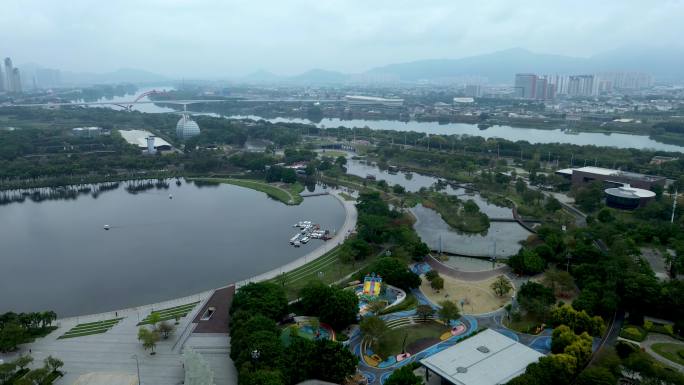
[0,190,356,385]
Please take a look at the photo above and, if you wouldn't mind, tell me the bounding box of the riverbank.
[189,177,304,205]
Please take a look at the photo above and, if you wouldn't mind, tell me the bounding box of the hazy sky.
[2,0,682,77]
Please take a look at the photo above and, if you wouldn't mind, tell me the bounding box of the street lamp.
[251,349,260,372]
[131,354,141,385]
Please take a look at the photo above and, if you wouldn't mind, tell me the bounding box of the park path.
[639,334,684,373]
[234,189,357,286]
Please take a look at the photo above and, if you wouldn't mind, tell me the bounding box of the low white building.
[119,130,172,151]
[420,329,544,385]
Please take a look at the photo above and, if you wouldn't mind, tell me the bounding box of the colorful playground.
[281,317,336,345]
[343,264,584,384]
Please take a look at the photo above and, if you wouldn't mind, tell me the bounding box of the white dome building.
[176,114,200,139]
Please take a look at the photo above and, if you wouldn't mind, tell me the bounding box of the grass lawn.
[376,321,445,358]
[190,177,303,205]
[138,301,200,325]
[379,293,418,315]
[270,246,379,300]
[318,150,348,158]
[339,192,356,201]
[59,318,124,339]
[651,343,684,365]
[505,313,545,334]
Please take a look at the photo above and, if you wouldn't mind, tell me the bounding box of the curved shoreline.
[54,190,356,324]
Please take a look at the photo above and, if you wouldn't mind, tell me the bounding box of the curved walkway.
[426,254,511,281]
[641,334,684,372]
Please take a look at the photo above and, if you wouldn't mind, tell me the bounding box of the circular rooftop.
[605,185,656,199]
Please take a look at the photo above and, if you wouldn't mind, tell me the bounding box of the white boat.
[301,236,310,244]
[293,241,301,247]
[103,225,110,230]
[289,234,300,244]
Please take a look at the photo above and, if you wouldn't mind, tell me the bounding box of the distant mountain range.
[242,47,684,84]
[20,46,684,86]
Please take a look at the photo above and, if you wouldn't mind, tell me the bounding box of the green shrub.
[643,320,653,331]
[424,270,439,281]
[620,326,646,342]
[678,350,684,359]
[336,333,349,342]
[665,324,674,336]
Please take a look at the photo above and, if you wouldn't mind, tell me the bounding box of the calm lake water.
[343,157,530,257]
[0,181,345,316]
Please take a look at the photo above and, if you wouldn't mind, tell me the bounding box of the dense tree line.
[0,311,57,352]
[228,282,357,385]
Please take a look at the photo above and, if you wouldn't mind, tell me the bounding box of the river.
[85,88,684,152]
[0,180,345,316]
[227,115,684,153]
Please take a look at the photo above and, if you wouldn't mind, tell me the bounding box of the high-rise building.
[514,73,555,100]
[567,75,596,97]
[464,84,482,98]
[4,58,14,92]
[514,73,537,99]
[11,68,21,93]
[0,64,4,92]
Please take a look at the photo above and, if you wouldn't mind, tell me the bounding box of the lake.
[0,180,345,316]
[343,157,530,257]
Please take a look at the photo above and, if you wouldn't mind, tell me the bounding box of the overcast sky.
[1,0,682,77]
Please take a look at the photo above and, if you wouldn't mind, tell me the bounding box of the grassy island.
[418,192,490,233]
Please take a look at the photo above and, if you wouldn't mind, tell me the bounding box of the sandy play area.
[420,274,513,314]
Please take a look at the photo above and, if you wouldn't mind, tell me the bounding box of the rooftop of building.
[420,329,544,385]
[344,95,404,102]
[605,185,656,199]
[118,129,172,149]
[557,166,665,182]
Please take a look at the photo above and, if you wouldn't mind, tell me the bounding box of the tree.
[24,367,49,385]
[0,362,17,384]
[157,321,175,339]
[416,304,435,321]
[542,269,575,297]
[360,316,387,346]
[44,355,63,373]
[362,257,421,291]
[383,365,422,385]
[438,301,460,327]
[518,282,555,317]
[430,276,444,291]
[14,354,33,370]
[148,312,161,327]
[311,339,358,383]
[425,270,439,281]
[576,366,616,385]
[300,283,358,330]
[366,300,386,315]
[230,282,288,321]
[508,249,545,275]
[0,322,26,352]
[138,327,160,354]
[545,197,562,212]
[490,275,513,297]
[242,369,285,385]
